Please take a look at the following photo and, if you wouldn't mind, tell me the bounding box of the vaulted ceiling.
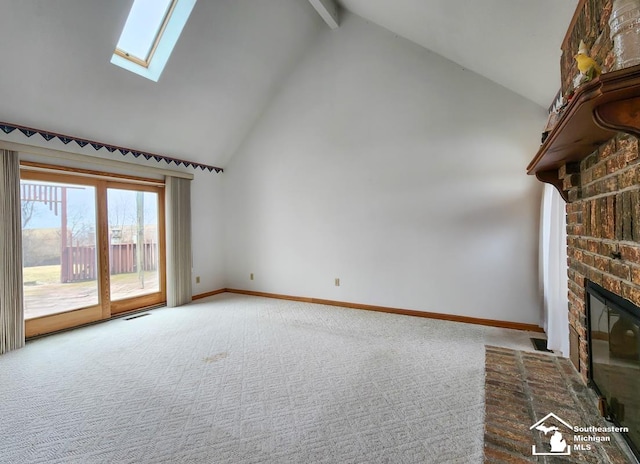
[0,0,577,168]
[338,0,579,108]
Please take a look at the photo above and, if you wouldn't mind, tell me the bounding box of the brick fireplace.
[562,133,640,381]
[532,0,640,383]
[525,0,640,456]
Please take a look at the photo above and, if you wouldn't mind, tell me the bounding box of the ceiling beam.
[308,0,339,29]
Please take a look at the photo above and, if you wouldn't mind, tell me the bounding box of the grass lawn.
[23,265,63,284]
[23,265,156,286]
[22,265,159,319]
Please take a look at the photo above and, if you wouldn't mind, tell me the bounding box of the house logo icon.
[530,413,573,456]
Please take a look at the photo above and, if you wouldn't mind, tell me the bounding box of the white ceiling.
[0,1,578,168]
[0,0,324,167]
[338,0,578,109]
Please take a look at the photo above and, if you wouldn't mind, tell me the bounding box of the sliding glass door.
[108,185,165,314]
[21,177,100,322]
[21,167,165,336]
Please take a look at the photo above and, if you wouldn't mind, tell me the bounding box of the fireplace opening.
[586,280,640,458]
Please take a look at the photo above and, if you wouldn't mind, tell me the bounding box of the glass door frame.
[107,181,166,315]
[20,164,166,337]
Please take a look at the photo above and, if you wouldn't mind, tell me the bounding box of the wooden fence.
[61,245,96,283]
[61,243,158,283]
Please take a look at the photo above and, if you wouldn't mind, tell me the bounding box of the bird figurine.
[574,40,601,84]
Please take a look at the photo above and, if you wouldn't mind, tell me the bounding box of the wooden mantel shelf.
[527,64,640,199]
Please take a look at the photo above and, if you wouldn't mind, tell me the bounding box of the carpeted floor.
[0,293,540,463]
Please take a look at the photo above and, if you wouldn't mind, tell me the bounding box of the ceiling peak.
[308,0,339,29]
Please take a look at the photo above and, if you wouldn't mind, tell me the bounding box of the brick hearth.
[483,346,631,463]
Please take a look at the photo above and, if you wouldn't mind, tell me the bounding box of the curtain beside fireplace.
[0,150,24,354]
[541,184,569,356]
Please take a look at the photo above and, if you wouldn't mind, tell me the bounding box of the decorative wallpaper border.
[0,122,223,173]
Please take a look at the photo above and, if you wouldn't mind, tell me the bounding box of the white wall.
[191,170,225,293]
[223,12,547,324]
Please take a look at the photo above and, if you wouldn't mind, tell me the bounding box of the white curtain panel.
[165,176,192,307]
[0,150,25,354]
[540,184,569,356]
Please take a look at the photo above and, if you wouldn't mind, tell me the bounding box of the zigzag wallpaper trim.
[0,122,223,173]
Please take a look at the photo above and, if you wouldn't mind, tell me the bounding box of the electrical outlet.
[335,278,340,287]
[196,276,200,284]
[250,273,254,280]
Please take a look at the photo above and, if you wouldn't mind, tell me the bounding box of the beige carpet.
[0,293,539,463]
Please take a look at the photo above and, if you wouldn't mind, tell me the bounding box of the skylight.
[111,0,196,82]
[116,0,174,66]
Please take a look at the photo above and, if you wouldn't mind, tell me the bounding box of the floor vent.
[531,338,552,352]
[124,313,150,321]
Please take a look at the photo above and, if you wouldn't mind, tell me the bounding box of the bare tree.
[64,207,94,245]
[21,198,37,229]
